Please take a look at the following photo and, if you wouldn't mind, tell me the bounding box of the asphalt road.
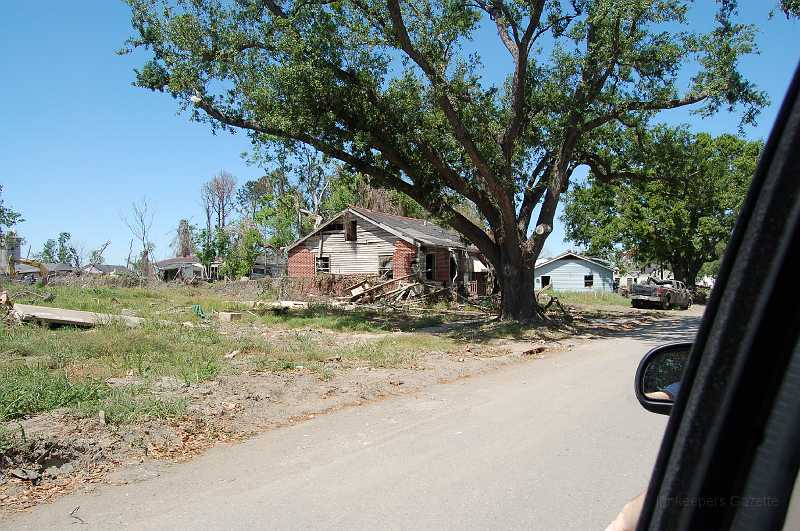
[7,312,701,530]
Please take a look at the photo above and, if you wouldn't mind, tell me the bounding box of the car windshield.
[1,1,796,529]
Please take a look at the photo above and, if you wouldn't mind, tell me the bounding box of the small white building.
[534,251,615,292]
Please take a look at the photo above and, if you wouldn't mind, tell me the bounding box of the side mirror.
[635,342,692,415]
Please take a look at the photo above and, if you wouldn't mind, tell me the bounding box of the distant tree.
[323,169,427,219]
[88,241,111,266]
[35,232,79,266]
[202,171,237,230]
[125,0,767,319]
[775,0,800,18]
[89,250,104,266]
[236,176,272,221]
[36,239,57,263]
[0,185,23,238]
[219,223,264,278]
[562,128,762,287]
[123,198,155,277]
[255,192,307,248]
[171,219,196,257]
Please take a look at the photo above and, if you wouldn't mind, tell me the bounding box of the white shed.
[534,251,615,292]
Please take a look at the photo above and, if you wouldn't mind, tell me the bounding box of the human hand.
[604,491,645,531]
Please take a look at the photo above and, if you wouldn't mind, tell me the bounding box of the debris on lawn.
[217,311,242,322]
[522,346,547,357]
[191,304,207,319]
[10,303,146,328]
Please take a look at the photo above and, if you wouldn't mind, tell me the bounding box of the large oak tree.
[562,128,762,287]
[124,0,765,319]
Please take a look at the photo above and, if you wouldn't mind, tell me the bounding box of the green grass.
[4,284,249,323]
[249,333,454,380]
[0,423,27,453]
[252,333,454,375]
[75,387,187,425]
[256,304,444,332]
[1,321,232,384]
[5,284,448,332]
[550,290,630,307]
[0,363,188,424]
[0,364,105,421]
[0,285,466,423]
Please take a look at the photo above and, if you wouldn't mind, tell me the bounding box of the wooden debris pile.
[535,286,571,322]
[343,273,450,305]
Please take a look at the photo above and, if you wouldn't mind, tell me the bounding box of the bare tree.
[123,198,155,278]
[125,239,134,270]
[202,171,237,230]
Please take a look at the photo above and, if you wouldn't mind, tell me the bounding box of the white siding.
[299,219,400,274]
[534,258,614,292]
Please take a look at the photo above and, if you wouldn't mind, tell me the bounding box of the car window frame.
[637,62,800,531]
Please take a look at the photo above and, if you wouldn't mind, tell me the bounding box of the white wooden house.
[534,251,615,292]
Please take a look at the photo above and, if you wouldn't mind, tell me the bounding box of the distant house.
[82,264,131,276]
[10,262,74,281]
[286,207,489,295]
[44,263,76,276]
[534,251,614,292]
[153,256,206,281]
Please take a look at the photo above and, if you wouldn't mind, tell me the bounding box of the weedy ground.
[0,282,664,512]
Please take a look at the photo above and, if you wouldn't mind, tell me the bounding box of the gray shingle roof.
[286,207,480,252]
[154,256,203,269]
[349,207,470,249]
[535,251,615,271]
[86,264,131,274]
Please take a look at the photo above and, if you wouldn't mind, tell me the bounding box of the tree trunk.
[671,259,701,288]
[496,243,537,321]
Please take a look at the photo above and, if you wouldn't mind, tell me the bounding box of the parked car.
[630,277,692,310]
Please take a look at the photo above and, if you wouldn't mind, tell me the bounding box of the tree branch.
[581,93,709,132]
[384,0,514,222]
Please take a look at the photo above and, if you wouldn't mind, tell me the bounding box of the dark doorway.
[425,253,435,281]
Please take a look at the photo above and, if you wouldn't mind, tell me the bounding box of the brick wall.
[434,248,451,284]
[393,240,416,278]
[288,247,314,278]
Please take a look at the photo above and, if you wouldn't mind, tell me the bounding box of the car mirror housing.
[635,342,693,415]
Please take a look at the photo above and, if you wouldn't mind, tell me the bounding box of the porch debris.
[347,272,417,302]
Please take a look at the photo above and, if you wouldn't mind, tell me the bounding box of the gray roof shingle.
[349,207,470,249]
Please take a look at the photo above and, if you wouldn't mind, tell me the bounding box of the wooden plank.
[349,272,417,301]
[12,304,145,328]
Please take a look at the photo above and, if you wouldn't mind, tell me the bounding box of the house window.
[315,256,330,273]
[584,274,594,287]
[378,255,393,279]
[540,275,551,288]
[345,220,357,241]
[425,253,435,281]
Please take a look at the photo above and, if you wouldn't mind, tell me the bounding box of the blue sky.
[1,2,798,265]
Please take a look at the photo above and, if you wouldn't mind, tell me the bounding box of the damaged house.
[153,255,206,281]
[286,207,489,295]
